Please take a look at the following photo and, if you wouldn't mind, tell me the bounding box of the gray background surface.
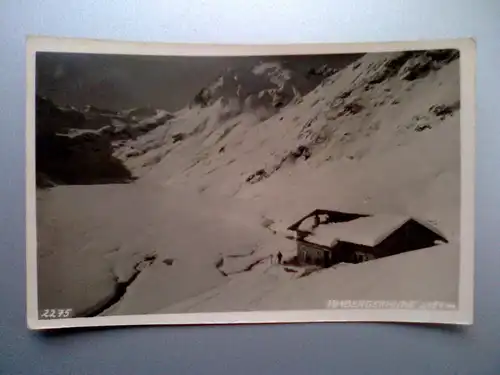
[0,1,498,373]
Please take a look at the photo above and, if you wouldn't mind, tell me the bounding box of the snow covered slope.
[36,49,461,316]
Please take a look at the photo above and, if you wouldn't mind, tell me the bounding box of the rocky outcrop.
[366,49,459,85]
[398,49,460,81]
[246,168,269,184]
[245,144,314,186]
[36,96,86,134]
[36,130,136,186]
[288,145,311,160]
[172,133,186,143]
[307,64,337,78]
[367,52,414,85]
[35,96,172,186]
[188,57,360,123]
[193,88,211,108]
[397,54,433,81]
[429,101,460,119]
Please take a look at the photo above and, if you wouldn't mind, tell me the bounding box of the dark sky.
[36,51,362,112]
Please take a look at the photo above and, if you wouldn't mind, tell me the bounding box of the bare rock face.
[36,96,86,135]
[429,101,460,120]
[398,54,433,81]
[36,96,135,186]
[246,169,269,184]
[188,57,360,123]
[306,64,337,78]
[172,133,186,143]
[366,49,459,85]
[426,49,460,66]
[398,49,460,81]
[193,88,212,108]
[340,101,365,116]
[367,52,414,84]
[289,145,312,161]
[35,95,175,187]
[37,130,136,186]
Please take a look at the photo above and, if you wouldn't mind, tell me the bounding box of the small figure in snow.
[277,251,283,264]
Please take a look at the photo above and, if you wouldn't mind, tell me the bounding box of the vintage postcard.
[26,36,475,330]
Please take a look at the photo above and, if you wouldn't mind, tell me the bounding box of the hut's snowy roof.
[306,214,410,248]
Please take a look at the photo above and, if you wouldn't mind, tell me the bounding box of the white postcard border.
[25,36,476,330]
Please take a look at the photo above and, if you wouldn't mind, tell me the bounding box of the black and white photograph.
[26,37,475,329]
